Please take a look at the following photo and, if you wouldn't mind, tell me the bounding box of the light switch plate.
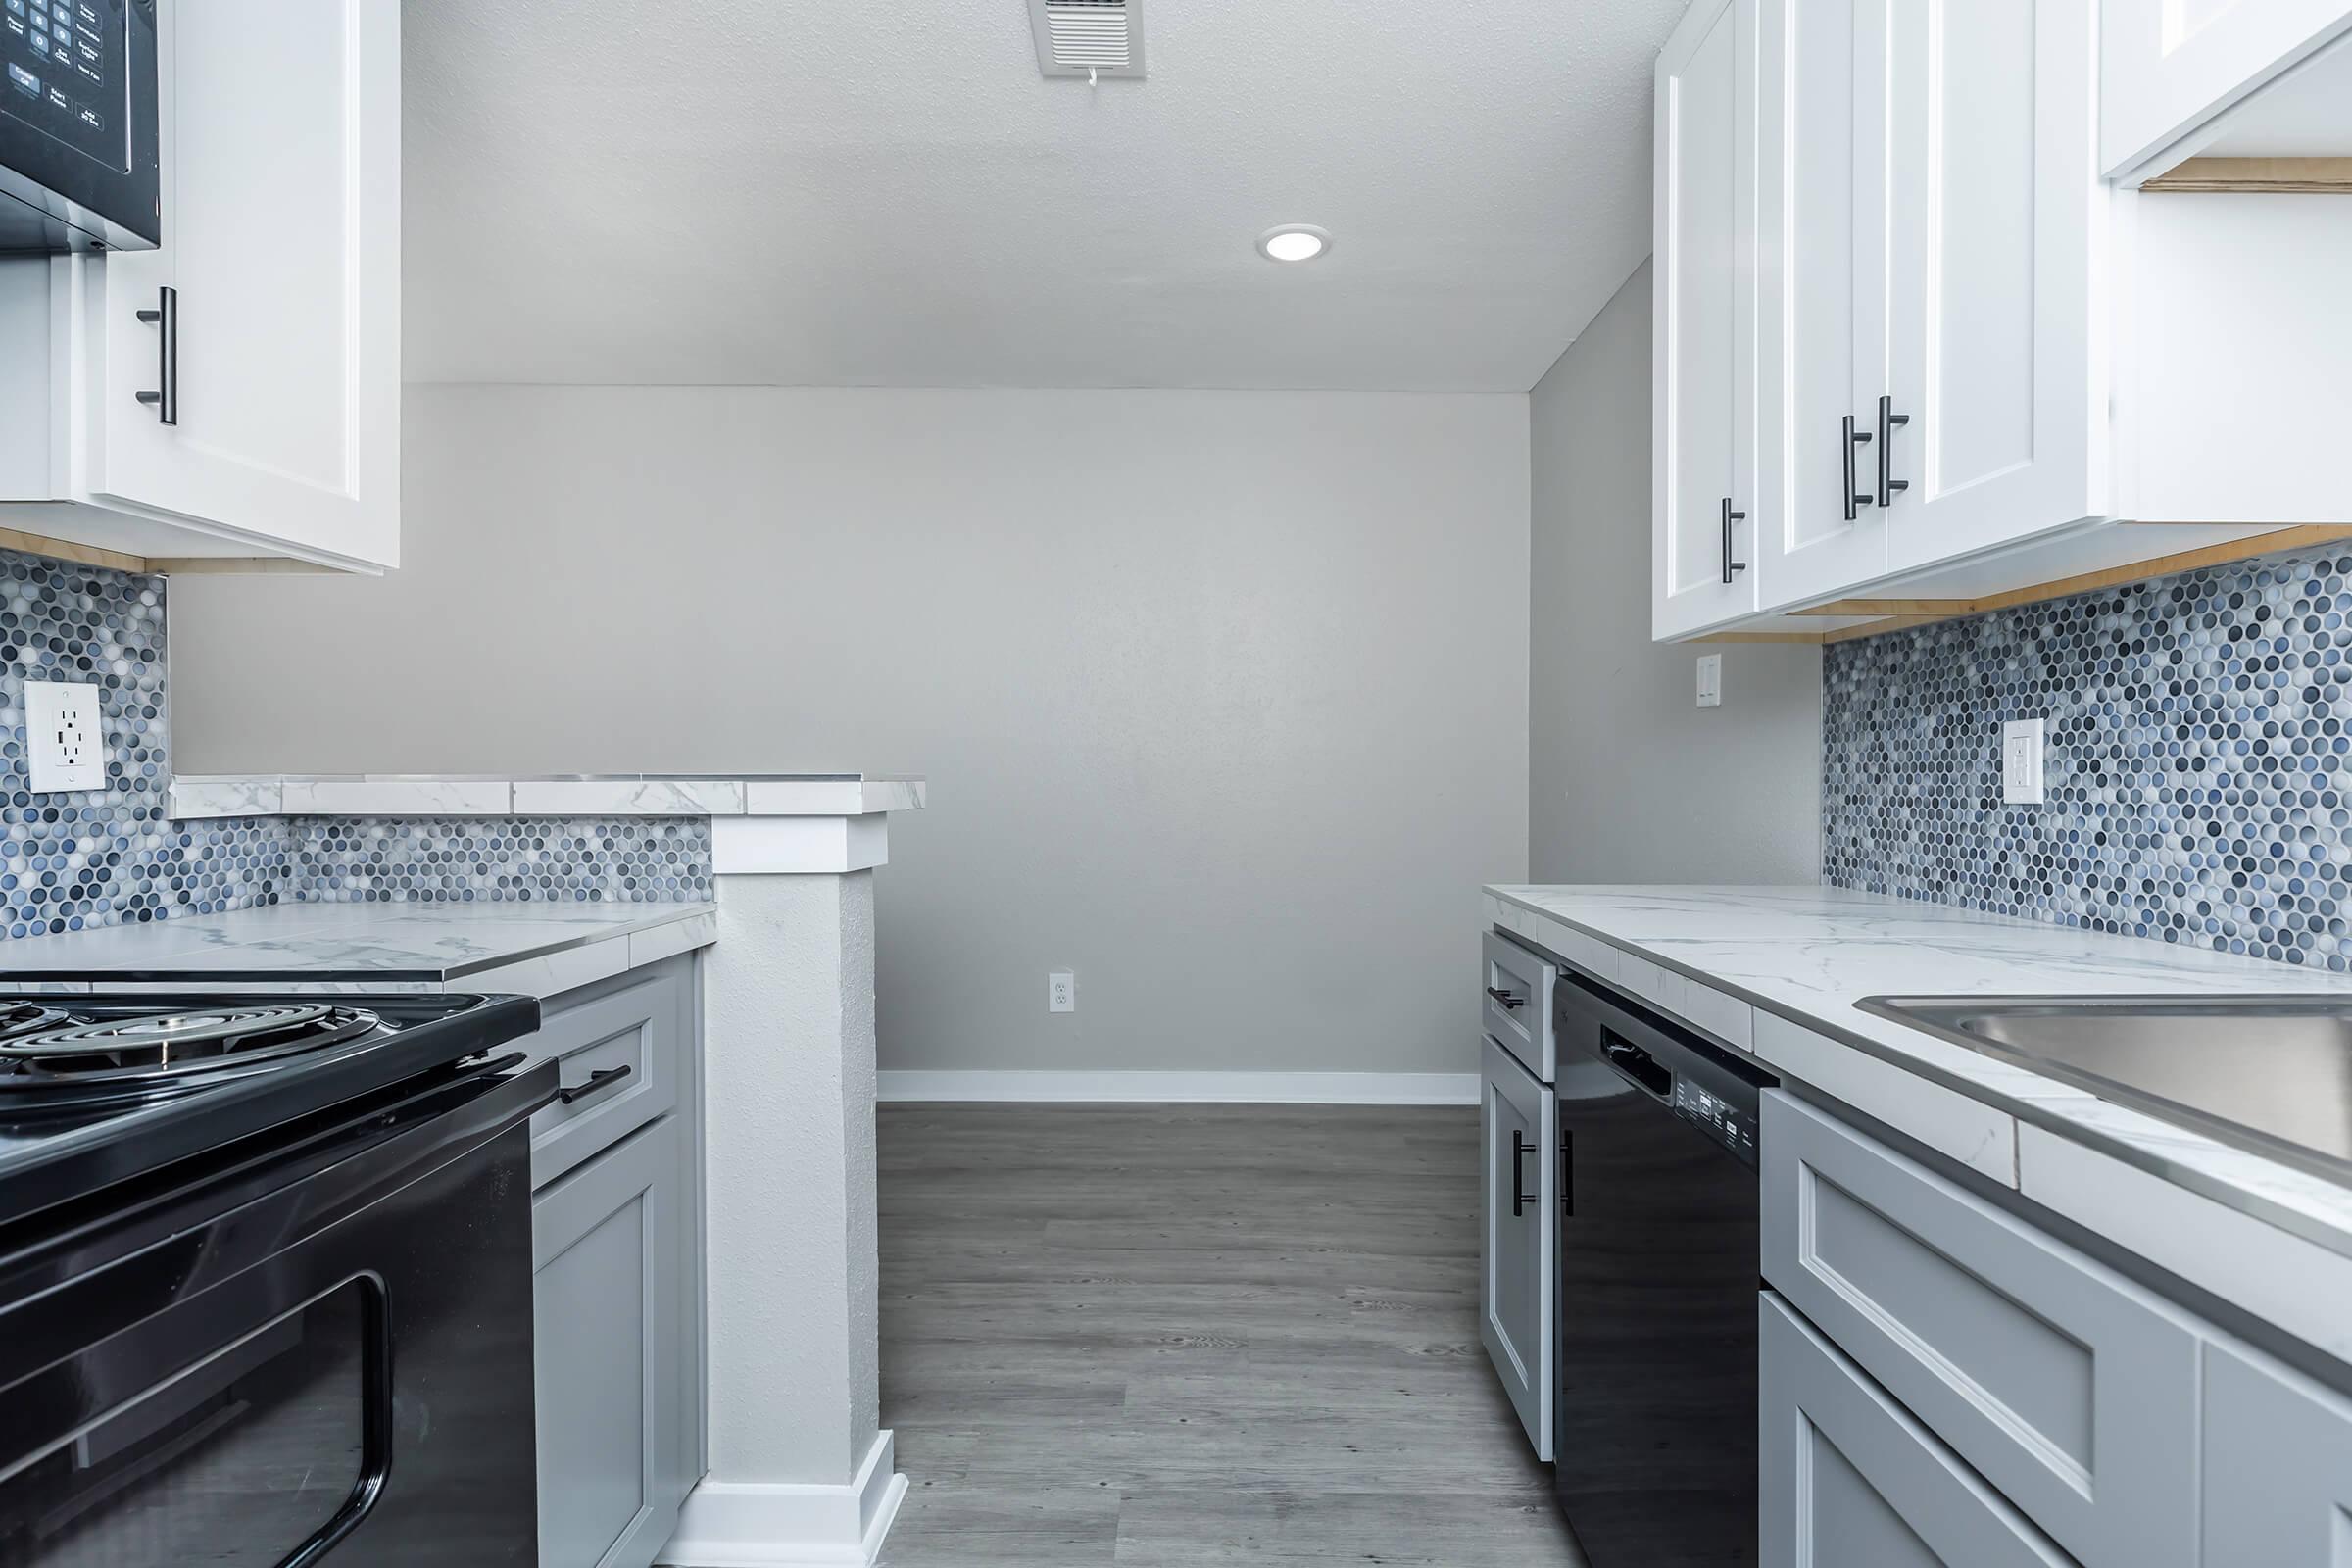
[24,679,102,794]
[1695,654,1723,708]
[2001,717,2044,805]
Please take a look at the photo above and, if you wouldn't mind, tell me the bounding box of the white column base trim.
[878,1070,1480,1105]
[711,814,888,875]
[658,1431,906,1567]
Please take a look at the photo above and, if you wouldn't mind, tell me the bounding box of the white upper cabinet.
[0,0,400,571]
[1652,0,1763,639]
[2102,0,2352,176]
[1882,0,2103,574]
[1648,0,2352,640]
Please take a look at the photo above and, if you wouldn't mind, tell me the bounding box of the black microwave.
[0,0,155,253]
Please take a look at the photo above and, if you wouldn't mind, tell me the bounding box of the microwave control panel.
[2,0,122,169]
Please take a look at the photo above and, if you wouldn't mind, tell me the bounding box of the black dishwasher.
[1552,966,1774,1565]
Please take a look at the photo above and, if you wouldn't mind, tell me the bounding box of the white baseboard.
[659,1430,906,1567]
[877,1069,1480,1105]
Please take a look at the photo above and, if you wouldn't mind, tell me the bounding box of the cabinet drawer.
[1483,929,1557,1081]
[1761,1293,2070,1568]
[522,965,687,1190]
[1763,1093,2200,1568]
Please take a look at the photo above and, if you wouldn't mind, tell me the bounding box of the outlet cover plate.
[24,680,102,794]
[1695,654,1723,708]
[2002,717,2045,805]
[1048,971,1075,1013]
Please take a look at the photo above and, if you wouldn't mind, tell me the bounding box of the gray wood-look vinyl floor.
[876,1103,1581,1565]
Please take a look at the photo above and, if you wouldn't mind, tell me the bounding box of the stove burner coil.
[0,1004,386,1088]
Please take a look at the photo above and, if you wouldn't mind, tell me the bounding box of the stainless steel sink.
[1859,996,2352,1186]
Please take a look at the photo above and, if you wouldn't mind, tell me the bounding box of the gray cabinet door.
[1762,1294,2072,1568]
[1762,1091,2200,1568]
[2203,1339,2352,1566]
[533,1118,690,1568]
[1480,1034,1556,1460]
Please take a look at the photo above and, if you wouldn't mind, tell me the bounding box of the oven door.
[0,1060,552,1566]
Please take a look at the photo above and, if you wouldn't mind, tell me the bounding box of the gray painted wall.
[171,386,1531,1075]
[1528,262,1822,883]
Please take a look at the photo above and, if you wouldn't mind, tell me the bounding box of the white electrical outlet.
[24,680,102,794]
[2001,717,2045,805]
[1048,971,1075,1013]
[1695,654,1723,708]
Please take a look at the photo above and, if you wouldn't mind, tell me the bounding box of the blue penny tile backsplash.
[0,546,712,942]
[295,818,713,905]
[1825,545,2352,970]
[0,551,291,937]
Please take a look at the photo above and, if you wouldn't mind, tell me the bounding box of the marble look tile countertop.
[171,773,928,821]
[0,902,716,998]
[1485,883,2352,1362]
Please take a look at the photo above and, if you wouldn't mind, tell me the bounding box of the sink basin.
[1859,996,2352,1186]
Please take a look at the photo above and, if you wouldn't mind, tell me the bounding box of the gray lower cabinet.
[1761,1293,2072,1568]
[2202,1339,2352,1566]
[1479,1033,1555,1459]
[526,957,703,1568]
[1762,1091,2200,1568]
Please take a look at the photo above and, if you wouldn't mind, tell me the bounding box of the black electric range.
[0,990,554,1566]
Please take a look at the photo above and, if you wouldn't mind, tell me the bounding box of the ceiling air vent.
[1028,0,1145,79]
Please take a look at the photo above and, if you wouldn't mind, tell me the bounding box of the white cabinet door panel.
[1883,0,2101,574]
[87,0,398,568]
[1653,0,1762,638]
[1755,0,1891,609]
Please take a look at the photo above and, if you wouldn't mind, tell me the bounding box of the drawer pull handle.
[557,1063,633,1105]
[1511,1131,1539,1216]
[1486,985,1526,1010]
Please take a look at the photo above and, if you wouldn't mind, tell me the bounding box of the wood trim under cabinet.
[1709,524,2352,647]
[2141,158,2352,194]
[0,524,338,578]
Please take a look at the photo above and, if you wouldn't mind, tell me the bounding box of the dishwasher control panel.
[1673,1078,1758,1159]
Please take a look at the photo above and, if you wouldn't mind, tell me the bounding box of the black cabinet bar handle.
[134,285,175,425]
[557,1062,633,1105]
[1842,414,1873,520]
[1511,1130,1538,1217]
[1559,1127,1571,1219]
[1877,393,1910,508]
[1486,985,1526,1010]
[1720,496,1747,584]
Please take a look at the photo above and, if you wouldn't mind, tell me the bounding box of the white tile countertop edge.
[1485,883,2352,1366]
[169,774,928,821]
[0,903,718,1000]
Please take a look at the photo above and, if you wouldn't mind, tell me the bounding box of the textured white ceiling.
[402,0,1685,390]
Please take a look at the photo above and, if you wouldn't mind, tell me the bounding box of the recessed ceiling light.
[1257,224,1331,263]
